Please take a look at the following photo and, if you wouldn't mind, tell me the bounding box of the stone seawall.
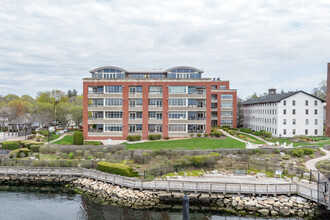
[0,175,78,185]
[69,178,320,217]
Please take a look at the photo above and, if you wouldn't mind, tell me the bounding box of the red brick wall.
[83,80,237,140]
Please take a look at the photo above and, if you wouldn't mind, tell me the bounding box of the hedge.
[97,161,139,177]
[127,135,142,142]
[73,131,84,145]
[21,140,43,148]
[30,145,41,152]
[9,148,32,158]
[2,141,20,150]
[148,134,161,140]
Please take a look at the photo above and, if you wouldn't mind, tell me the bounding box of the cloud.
[0,0,329,98]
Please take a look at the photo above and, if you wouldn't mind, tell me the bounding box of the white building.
[242,89,325,137]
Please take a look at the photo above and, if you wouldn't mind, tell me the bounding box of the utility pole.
[183,194,189,220]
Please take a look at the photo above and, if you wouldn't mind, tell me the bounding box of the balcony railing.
[188,104,206,108]
[188,130,205,133]
[188,117,206,120]
[188,91,206,95]
[88,129,103,133]
[88,104,103,107]
[88,91,104,94]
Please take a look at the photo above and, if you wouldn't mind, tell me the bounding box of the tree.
[2,94,20,103]
[21,95,34,103]
[237,98,244,128]
[55,102,72,128]
[71,106,83,128]
[67,90,72,98]
[36,91,52,103]
[8,100,30,122]
[72,89,77,97]
[31,102,54,128]
[247,92,258,100]
[312,80,326,100]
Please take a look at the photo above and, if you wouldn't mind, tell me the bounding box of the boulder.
[258,209,269,216]
[300,179,309,184]
[210,170,218,174]
[271,210,278,216]
[256,173,266,178]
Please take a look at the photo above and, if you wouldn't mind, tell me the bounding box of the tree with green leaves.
[237,98,244,128]
[71,106,83,128]
[55,102,72,128]
[31,102,54,128]
[312,80,326,100]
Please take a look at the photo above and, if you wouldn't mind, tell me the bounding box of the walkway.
[47,134,69,144]
[220,129,256,148]
[305,148,330,181]
[239,131,272,145]
[0,166,327,207]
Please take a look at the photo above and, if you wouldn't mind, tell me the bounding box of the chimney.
[326,63,330,136]
[268,88,276,95]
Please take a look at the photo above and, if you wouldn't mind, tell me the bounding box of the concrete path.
[239,131,272,145]
[47,133,69,144]
[305,148,330,181]
[220,129,258,148]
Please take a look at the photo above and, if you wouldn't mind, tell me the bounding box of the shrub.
[148,134,161,140]
[190,134,195,138]
[135,135,142,141]
[282,155,291,160]
[76,150,83,157]
[127,135,137,142]
[214,131,222,137]
[96,151,104,158]
[68,152,75,159]
[21,140,44,148]
[210,132,215,137]
[61,153,68,159]
[228,130,237,136]
[38,130,49,137]
[97,161,139,177]
[84,141,103,145]
[35,154,40,159]
[9,148,31,158]
[2,141,20,150]
[197,133,202,138]
[30,145,41,152]
[204,133,208,137]
[73,131,84,145]
[302,148,314,155]
[239,127,252,133]
[291,148,304,157]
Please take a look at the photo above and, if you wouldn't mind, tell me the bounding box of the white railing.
[0,166,328,207]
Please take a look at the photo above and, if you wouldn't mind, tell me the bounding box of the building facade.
[242,89,324,137]
[83,66,237,140]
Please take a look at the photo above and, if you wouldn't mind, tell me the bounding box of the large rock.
[271,210,279,216]
[258,209,269,216]
[256,173,266,178]
[300,179,309,184]
[279,207,291,216]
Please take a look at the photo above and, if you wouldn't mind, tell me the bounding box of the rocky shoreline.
[69,178,321,217]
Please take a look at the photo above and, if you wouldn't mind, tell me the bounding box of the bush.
[127,135,137,142]
[197,133,202,138]
[228,130,237,136]
[190,134,195,138]
[35,154,40,159]
[84,141,103,145]
[282,155,291,160]
[97,161,139,177]
[214,131,222,137]
[302,148,315,155]
[21,140,43,148]
[210,132,215,137]
[61,153,68,159]
[38,130,49,137]
[73,131,84,145]
[2,141,20,150]
[148,134,161,140]
[204,133,208,137]
[95,151,104,158]
[30,145,41,152]
[76,150,83,157]
[240,127,252,133]
[135,135,142,141]
[9,148,31,158]
[68,152,75,159]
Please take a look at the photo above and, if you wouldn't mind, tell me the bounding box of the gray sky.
[0,0,329,99]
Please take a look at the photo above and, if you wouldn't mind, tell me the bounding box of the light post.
[183,194,189,220]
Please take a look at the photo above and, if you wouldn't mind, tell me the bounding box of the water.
[0,185,326,220]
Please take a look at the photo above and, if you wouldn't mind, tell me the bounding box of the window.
[221,111,233,116]
[169,86,186,93]
[305,109,309,115]
[169,124,186,132]
[129,112,142,119]
[211,85,217,90]
[129,99,143,107]
[211,94,217,100]
[283,100,286,106]
[149,86,163,94]
[169,98,186,106]
[305,100,308,106]
[149,112,162,120]
[221,103,233,108]
[314,109,318,115]
[169,111,186,119]
[283,129,286,135]
[211,103,217,108]
[221,120,233,126]
[105,111,122,119]
[292,109,296,115]
[188,86,206,94]
[129,86,143,94]
[314,100,318,106]
[105,98,122,106]
[188,111,206,120]
[292,100,296,106]
[220,85,227,90]
[149,74,163,79]
[283,109,286,115]
[130,74,144,78]
[105,124,122,132]
[292,119,296,125]
[283,119,287,125]
[149,99,163,107]
[305,119,309,125]
[292,129,296,135]
[105,86,123,93]
[221,94,233,99]
[188,124,205,133]
[315,119,318,125]
[315,129,318,135]
[129,124,142,132]
[305,129,308,135]
[149,124,162,132]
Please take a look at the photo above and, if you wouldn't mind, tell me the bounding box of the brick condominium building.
[83,66,237,140]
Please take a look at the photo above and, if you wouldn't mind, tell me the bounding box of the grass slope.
[125,137,245,150]
[237,132,266,144]
[51,135,73,145]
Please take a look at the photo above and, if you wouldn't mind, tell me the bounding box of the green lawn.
[268,138,330,147]
[237,132,266,144]
[49,134,61,142]
[51,135,73,145]
[125,137,245,150]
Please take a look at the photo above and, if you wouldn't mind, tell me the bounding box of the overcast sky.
[0,0,329,99]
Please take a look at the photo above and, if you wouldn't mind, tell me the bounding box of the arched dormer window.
[165,66,203,79]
